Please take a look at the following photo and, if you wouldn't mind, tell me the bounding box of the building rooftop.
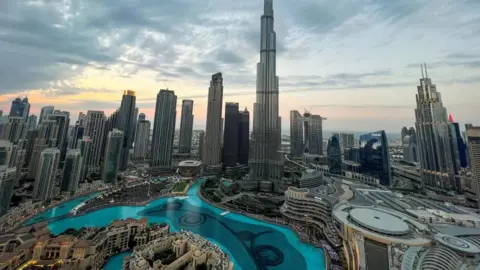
[349,208,410,236]
[178,160,202,167]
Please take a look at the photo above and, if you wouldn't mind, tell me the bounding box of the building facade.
[223,103,239,167]
[151,90,177,168]
[61,149,83,193]
[0,166,15,215]
[33,148,61,201]
[118,90,137,171]
[39,106,54,125]
[358,130,392,186]
[327,136,342,175]
[415,64,456,190]
[204,73,224,167]
[466,124,480,211]
[238,108,250,165]
[303,112,324,155]
[178,100,194,154]
[8,97,30,121]
[290,110,304,156]
[84,110,106,170]
[133,120,151,160]
[248,0,284,191]
[102,129,123,184]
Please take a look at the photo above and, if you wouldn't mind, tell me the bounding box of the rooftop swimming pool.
[26,181,325,270]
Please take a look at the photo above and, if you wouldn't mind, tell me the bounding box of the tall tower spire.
[424,62,428,78]
[421,64,424,79]
[247,0,284,192]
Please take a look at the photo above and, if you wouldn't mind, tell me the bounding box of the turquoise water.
[222,180,232,187]
[26,182,325,270]
[24,193,99,226]
[104,251,132,270]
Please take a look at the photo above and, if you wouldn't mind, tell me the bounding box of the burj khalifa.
[247,0,284,192]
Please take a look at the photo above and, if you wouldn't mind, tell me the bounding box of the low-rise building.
[125,230,233,270]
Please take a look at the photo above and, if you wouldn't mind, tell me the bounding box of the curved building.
[327,136,342,174]
[281,187,341,246]
[178,160,202,177]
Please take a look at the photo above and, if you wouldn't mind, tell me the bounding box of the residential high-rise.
[77,137,93,181]
[27,115,37,130]
[198,131,205,161]
[118,90,137,171]
[28,119,58,179]
[290,110,303,156]
[84,110,106,171]
[138,113,146,122]
[178,100,194,154]
[61,149,82,193]
[466,124,480,210]
[39,106,54,125]
[448,114,468,169]
[102,129,123,184]
[0,166,16,215]
[0,140,14,167]
[401,127,419,163]
[203,73,224,167]
[47,111,70,161]
[77,112,87,126]
[33,148,61,201]
[133,120,151,160]
[303,112,324,155]
[223,103,239,167]
[0,117,25,143]
[415,64,456,190]
[151,90,177,168]
[238,108,250,165]
[248,0,284,191]
[69,123,85,150]
[9,97,30,121]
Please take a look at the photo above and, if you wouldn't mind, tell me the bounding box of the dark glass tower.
[359,130,392,186]
[223,103,239,167]
[9,97,30,121]
[178,100,194,154]
[327,136,342,174]
[238,108,250,165]
[118,90,136,171]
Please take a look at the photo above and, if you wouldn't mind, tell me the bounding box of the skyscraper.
[466,124,480,210]
[69,123,85,150]
[0,117,25,143]
[84,110,106,171]
[138,113,146,122]
[47,111,70,161]
[327,136,342,175]
[39,106,54,125]
[33,148,60,201]
[118,90,136,171]
[204,73,224,167]
[77,137,93,181]
[27,115,37,130]
[290,110,303,156]
[248,0,284,191]
[102,129,123,184]
[198,131,205,161]
[415,64,456,190]
[304,112,324,155]
[238,108,250,165]
[133,120,151,160]
[448,114,468,168]
[359,131,392,186]
[0,166,15,215]
[151,90,177,168]
[223,103,239,167]
[61,149,82,193]
[9,97,30,121]
[178,100,194,154]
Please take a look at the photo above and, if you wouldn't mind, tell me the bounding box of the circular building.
[178,160,202,177]
[332,203,431,270]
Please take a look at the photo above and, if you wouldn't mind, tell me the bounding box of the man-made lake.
[26,182,325,270]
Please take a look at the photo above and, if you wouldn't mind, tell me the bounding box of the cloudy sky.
[0,0,479,133]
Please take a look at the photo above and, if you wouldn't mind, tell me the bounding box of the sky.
[0,0,479,133]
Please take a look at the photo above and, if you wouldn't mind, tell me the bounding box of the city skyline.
[1,0,480,132]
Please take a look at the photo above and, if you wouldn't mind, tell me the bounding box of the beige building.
[126,231,233,270]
